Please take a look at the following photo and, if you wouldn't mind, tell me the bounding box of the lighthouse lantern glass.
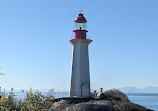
[74,22,87,30]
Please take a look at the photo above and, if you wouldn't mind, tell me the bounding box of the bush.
[0,87,54,111]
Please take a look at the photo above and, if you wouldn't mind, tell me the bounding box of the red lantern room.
[73,13,88,39]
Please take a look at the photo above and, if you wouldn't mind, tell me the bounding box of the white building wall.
[69,39,92,97]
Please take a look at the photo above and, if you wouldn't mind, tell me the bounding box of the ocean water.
[127,93,158,111]
[8,92,158,111]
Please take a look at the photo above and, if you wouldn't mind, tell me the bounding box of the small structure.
[100,88,103,92]
[69,12,92,98]
[91,88,105,99]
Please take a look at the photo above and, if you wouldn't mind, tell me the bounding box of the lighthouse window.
[74,23,87,30]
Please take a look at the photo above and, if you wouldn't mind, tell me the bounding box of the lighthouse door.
[81,83,89,97]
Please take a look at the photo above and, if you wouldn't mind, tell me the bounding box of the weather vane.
[80,10,83,13]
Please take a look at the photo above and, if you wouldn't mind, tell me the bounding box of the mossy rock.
[103,89,129,102]
[65,103,116,111]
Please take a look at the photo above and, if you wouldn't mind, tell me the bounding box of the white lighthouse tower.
[69,12,92,98]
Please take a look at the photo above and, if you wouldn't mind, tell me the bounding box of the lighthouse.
[69,12,92,98]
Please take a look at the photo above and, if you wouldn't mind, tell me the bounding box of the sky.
[0,0,158,91]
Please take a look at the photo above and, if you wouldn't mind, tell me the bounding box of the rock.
[86,100,114,106]
[50,99,115,111]
[65,103,116,111]
[50,100,72,111]
[49,90,153,111]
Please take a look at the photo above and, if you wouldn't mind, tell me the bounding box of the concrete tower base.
[69,39,92,98]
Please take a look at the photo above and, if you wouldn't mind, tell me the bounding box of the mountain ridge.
[119,86,158,93]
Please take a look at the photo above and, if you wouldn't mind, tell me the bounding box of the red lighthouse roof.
[74,13,87,23]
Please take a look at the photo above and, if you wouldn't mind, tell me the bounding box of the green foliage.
[5,88,17,110]
[0,87,54,111]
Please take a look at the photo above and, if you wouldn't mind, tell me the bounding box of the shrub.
[0,87,54,110]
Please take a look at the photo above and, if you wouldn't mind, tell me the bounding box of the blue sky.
[0,0,158,91]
